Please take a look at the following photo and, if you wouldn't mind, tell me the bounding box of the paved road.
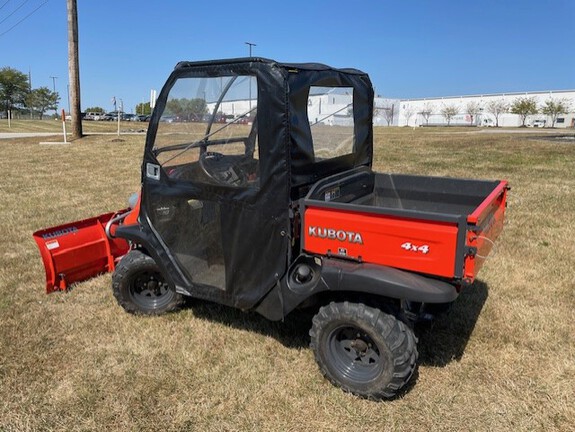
[0,131,146,139]
[2,129,570,140]
[478,128,574,134]
[0,132,61,139]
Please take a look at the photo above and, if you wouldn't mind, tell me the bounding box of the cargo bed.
[302,167,508,284]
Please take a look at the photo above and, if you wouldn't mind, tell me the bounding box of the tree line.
[0,66,158,119]
[404,96,571,127]
[0,67,60,120]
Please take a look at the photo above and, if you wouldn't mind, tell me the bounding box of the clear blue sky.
[1,0,574,113]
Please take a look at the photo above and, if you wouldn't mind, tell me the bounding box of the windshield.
[154,75,258,165]
[152,75,259,188]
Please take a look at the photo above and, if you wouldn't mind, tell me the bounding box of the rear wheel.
[309,302,418,400]
[112,250,184,315]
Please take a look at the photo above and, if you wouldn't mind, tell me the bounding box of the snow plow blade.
[33,211,130,293]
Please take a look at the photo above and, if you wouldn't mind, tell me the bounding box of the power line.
[0,0,48,38]
[0,1,13,12]
[0,0,31,26]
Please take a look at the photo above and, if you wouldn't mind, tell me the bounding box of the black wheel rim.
[128,270,174,311]
[326,325,383,384]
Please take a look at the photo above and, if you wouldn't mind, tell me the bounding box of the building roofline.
[400,89,575,102]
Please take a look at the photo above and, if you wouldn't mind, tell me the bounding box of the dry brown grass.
[1,128,574,431]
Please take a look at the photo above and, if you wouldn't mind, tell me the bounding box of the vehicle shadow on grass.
[415,280,489,367]
[184,280,489,362]
[184,300,314,349]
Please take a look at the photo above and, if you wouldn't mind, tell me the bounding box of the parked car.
[528,119,546,128]
[103,111,125,121]
[85,112,104,121]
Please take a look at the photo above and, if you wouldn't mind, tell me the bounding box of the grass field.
[0,126,574,431]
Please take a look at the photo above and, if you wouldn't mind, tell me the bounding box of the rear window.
[307,86,354,161]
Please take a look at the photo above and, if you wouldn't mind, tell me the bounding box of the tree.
[85,106,105,113]
[379,104,395,126]
[135,102,151,115]
[419,102,434,125]
[510,97,538,127]
[25,87,60,120]
[402,106,415,126]
[441,105,458,126]
[166,98,207,121]
[465,101,482,126]
[485,99,508,127]
[540,98,571,128]
[0,67,30,117]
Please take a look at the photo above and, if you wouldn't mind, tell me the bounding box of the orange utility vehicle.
[34,58,508,399]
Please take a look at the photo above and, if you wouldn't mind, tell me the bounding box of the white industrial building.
[212,90,360,126]
[304,88,575,129]
[302,88,575,129]
[209,88,575,129]
[398,90,575,128]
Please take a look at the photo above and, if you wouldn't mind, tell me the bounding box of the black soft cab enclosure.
[120,58,374,311]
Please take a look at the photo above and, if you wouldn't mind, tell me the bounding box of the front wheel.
[309,302,418,400]
[112,250,184,315]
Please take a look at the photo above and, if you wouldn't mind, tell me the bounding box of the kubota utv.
[34,58,508,400]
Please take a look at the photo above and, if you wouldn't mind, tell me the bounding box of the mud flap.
[33,211,130,293]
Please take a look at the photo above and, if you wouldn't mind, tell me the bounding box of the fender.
[318,258,459,303]
[255,256,459,321]
[114,222,189,293]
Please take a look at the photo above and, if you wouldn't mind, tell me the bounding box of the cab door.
[142,70,288,309]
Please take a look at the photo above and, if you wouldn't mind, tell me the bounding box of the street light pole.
[245,42,256,110]
[50,76,58,114]
[244,41,256,57]
[50,76,58,93]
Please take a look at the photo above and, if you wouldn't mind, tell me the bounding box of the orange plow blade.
[33,211,130,293]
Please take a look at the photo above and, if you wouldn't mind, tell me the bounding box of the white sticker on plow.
[46,240,60,250]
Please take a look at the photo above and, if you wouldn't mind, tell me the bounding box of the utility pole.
[67,0,83,139]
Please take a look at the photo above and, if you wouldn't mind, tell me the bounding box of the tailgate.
[303,207,461,278]
[464,180,509,281]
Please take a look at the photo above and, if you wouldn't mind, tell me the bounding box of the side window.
[307,86,355,161]
[153,75,259,188]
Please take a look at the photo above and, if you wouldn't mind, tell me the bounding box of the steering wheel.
[199,152,248,187]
